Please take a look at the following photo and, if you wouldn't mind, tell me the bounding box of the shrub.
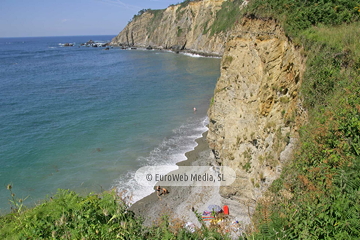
[245,0,360,37]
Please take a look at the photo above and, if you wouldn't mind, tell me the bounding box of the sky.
[0,0,180,38]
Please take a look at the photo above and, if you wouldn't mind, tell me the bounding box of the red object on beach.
[223,205,229,215]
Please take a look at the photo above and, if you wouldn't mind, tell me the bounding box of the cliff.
[112,0,306,217]
[207,17,306,210]
[111,0,228,55]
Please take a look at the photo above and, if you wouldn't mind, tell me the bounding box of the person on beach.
[162,188,169,195]
[193,107,197,112]
[156,186,161,199]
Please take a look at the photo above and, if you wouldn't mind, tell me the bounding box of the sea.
[0,35,220,212]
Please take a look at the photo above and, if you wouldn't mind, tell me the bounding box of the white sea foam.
[114,116,209,204]
[181,52,203,58]
[181,52,221,59]
[58,43,74,47]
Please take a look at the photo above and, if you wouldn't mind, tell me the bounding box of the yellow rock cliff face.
[207,17,306,208]
[112,1,307,218]
[111,0,227,55]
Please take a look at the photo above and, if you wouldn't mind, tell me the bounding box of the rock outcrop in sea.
[112,0,307,217]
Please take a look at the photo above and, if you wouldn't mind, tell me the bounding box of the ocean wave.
[114,116,209,203]
[58,43,75,47]
[181,52,202,58]
[0,42,25,45]
[181,52,221,59]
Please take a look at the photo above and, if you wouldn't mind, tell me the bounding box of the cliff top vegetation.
[209,0,360,36]
[131,0,202,22]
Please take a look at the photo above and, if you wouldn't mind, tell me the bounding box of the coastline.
[129,131,249,235]
[129,131,212,226]
[111,44,222,58]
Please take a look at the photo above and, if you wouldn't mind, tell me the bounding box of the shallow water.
[0,36,220,212]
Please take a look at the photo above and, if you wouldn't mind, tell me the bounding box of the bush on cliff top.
[208,0,244,35]
[209,0,360,36]
[245,0,360,36]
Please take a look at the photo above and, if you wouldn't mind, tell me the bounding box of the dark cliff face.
[113,0,306,213]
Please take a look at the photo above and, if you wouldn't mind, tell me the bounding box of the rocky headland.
[111,0,227,55]
[112,0,307,231]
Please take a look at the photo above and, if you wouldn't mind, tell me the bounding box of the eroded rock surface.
[207,17,306,212]
[111,0,227,55]
[113,1,307,222]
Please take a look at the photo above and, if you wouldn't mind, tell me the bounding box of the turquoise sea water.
[0,36,220,212]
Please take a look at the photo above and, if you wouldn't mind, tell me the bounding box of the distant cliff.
[111,0,227,55]
[112,0,306,215]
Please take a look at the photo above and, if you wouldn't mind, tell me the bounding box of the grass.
[279,96,290,104]
[301,22,360,55]
[177,26,183,37]
[209,0,244,35]
[0,189,139,239]
[146,9,165,35]
[245,0,360,37]
[301,22,360,109]
[223,56,233,67]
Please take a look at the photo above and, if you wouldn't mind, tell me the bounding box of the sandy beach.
[129,132,250,237]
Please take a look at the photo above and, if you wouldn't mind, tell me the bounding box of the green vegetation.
[209,0,360,37]
[0,188,228,239]
[208,0,244,35]
[223,55,234,66]
[132,8,151,21]
[174,0,202,20]
[242,160,252,173]
[131,8,166,37]
[177,26,183,37]
[176,0,200,10]
[146,9,165,35]
[210,96,216,107]
[202,20,210,34]
[279,96,290,104]
[1,189,141,239]
[242,148,252,173]
[245,0,360,37]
